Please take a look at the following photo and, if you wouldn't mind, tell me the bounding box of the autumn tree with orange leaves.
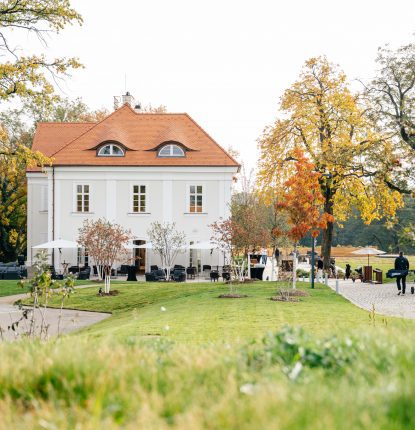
[273,149,334,288]
[258,57,403,270]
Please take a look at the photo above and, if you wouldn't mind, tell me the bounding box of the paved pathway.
[326,278,415,319]
[0,289,110,341]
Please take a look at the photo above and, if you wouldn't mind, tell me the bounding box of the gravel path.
[0,288,110,341]
[327,278,415,319]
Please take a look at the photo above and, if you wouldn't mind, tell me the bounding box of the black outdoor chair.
[210,270,219,282]
[68,266,80,274]
[222,271,231,281]
[203,265,211,272]
[2,267,21,280]
[171,269,186,282]
[117,265,129,276]
[186,266,196,279]
[78,266,91,280]
[145,269,166,282]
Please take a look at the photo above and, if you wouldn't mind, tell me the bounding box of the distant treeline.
[299,197,415,253]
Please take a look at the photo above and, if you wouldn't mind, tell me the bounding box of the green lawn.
[28,280,414,343]
[336,255,415,283]
[0,279,96,298]
[5,279,415,429]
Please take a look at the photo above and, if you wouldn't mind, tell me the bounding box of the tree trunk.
[292,243,297,289]
[321,194,334,271]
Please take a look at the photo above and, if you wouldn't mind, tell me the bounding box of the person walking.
[261,247,268,265]
[274,248,280,265]
[345,263,351,280]
[395,251,409,295]
[317,256,324,283]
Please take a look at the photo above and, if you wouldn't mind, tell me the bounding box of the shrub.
[296,268,309,278]
[255,326,361,379]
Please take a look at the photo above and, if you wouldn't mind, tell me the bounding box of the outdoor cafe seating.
[0,262,27,280]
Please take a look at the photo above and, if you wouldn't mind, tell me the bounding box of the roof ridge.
[50,104,132,157]
[37,121,97,125]
[183,113,240,167]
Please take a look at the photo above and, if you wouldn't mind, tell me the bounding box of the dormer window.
[158,144,185,157]
[97,143,124,157]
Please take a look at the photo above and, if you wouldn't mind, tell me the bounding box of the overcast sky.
[16,0,415,170]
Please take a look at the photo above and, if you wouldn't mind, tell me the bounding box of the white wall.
[26,174,49,265]
[27,166,236,270]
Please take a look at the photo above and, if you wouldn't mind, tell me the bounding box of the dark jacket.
[317,259,324,270]
[395,256,409,271]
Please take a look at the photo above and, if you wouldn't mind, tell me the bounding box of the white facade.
[27,166,236,272]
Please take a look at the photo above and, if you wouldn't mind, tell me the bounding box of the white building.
[27,101,239,273]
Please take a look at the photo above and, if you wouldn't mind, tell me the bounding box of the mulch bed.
[270,296,300,302]
[270,289,309,302]
[279,289,309,297]
[97,289,120,297]
[218,294,248,299]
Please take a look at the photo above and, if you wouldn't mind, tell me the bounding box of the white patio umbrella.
[33,239,80,249]
[136,242,188,250]
[124,243,142,249]
[351,247,386,266]
[32,239,81,268]
[188,241,218,250]
[135,242,154,249]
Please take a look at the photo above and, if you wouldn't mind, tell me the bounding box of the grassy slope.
[32,280,414,343]
[0,280,95,298]
[0,322,415,429]
[5,280,415,429]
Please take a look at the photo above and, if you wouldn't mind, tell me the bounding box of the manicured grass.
[0,279,96,298]
[29,280,415,343]
[0,325,415,429]
[6,279,415,428]
[336,255,415,283]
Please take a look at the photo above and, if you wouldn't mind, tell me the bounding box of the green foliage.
[0,327,412,429]
[331,197,415,252]
[259,326,360,377]
[0,0,83,106]
[296,268,309,278]
[5,278,415,428]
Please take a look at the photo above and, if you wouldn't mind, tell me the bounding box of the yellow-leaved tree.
[257,57,403,269]
[0,0,82,260]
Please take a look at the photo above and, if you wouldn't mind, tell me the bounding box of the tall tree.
[147,221,186,281]
[25,97,109,123]
[368,42,415,151]
[258,57,402,269]
[273,149,333,288]
[0,125,50,261]
[0,0,82,107]
[0,97,104,261]
[78,218,131,293]
[366,41,415,193]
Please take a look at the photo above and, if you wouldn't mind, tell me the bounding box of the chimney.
[122,91,135,107]
[114,92,141,112]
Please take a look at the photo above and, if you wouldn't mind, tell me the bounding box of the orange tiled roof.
[30,104,239,169]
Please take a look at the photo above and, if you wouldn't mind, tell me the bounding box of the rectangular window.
[76,184,90,212]
[133,185,146,213]
[189,185,203,213]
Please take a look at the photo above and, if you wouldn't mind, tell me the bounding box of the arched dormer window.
[158,144,185,157]
[97,143,125,157]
